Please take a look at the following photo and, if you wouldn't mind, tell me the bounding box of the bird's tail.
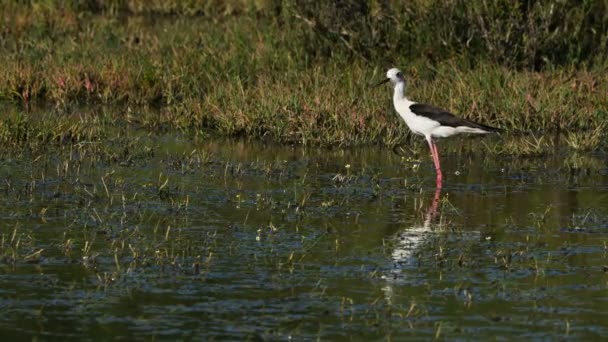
[463,118,503,134]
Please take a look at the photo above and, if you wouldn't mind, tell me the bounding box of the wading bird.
[375,68,501,186]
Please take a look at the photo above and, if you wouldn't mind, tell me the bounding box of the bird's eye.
[396,72,402,78]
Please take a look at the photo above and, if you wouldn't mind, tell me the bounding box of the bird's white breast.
[394,100,439,137]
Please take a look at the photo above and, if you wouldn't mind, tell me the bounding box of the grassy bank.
[0,1,607,152]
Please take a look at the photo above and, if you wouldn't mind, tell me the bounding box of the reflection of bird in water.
[382,185,442,304]
[391,186,442,262]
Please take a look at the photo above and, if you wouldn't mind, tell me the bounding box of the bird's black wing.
[409,103,501,132]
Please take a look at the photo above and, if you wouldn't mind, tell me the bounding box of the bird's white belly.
[403,115,489,138]
[431,126,457,138]
[432,126,489,138]
[403,115,439,137]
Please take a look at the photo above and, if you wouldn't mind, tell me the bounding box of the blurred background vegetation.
[5,0,603,69]
[0,0,606,149]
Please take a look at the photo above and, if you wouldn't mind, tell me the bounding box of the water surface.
[0,135,607,340]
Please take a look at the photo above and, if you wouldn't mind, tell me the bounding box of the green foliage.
[287,0,608,69]
[0,1,607,153]
[4,1,607,68]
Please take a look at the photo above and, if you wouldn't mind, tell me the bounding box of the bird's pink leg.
[426,139,436,165]
[426,138,442,187]
[431,141,443,186]
[426,139,437,169]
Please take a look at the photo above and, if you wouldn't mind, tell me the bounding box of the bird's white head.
[373,67,405,88]
[386,68,406,85]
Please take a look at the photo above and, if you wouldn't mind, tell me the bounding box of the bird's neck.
[393,82,410,104]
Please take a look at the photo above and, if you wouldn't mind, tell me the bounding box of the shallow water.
[0,135,607,340]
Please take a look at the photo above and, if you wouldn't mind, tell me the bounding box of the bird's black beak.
[371,78,390,88]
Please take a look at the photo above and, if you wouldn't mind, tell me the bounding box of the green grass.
[0,1,607,153]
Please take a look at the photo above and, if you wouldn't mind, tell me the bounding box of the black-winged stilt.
[375,68,501,185]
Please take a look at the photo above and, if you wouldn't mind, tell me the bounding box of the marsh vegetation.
[1,1,607,151]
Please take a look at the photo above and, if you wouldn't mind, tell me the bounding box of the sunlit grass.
[0,3,607,154]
